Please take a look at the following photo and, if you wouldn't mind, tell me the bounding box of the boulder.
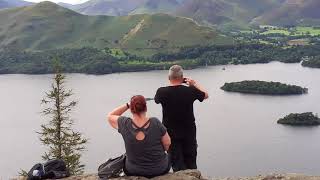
[212,173,320,180]
[59,169,204,180]
[12,171,320,180]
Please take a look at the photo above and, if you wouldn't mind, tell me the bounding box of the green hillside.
[69,0,145,16]
[130,0,179,14]
[175,0,282,30]
[253,0,320,26]
[52,0,320,30]
[0,1,231,54]
[176,0,234,26]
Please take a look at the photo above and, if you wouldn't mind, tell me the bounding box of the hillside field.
[260,26,320,36]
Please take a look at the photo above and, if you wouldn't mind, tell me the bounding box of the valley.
[0,0,320,75]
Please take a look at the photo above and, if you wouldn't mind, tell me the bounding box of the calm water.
[1,62,320,179]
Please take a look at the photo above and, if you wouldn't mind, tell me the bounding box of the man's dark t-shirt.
[154,85,205,139]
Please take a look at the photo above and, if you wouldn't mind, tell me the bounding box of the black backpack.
[27,163,45,180]
[27,159,70,180]
[98,154,126,180]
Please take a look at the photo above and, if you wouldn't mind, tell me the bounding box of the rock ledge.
[12,170,320,180]
[61,170,204,180]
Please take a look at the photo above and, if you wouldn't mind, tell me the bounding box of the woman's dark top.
[117,116,169,177]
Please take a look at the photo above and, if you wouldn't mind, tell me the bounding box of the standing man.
[154,65,209,172]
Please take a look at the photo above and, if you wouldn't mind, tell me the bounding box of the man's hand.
[185,77,209,100]
[185,77,196,86]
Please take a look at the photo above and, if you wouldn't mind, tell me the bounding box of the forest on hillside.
[1,43,320,74]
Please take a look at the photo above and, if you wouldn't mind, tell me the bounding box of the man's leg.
[182,127,198,169]
[169,139,186,172]
[182,137,197,169]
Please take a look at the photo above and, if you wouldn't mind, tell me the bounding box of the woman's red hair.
[130,95,147,114]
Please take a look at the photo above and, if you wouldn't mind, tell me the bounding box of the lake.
[1,62,320,179]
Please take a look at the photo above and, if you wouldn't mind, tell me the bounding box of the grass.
[109,48,126,58]
[240,30,255,34]
[261,29,290,35]
[259,40,272,44]
[295,27,320,36]
[287,39,310,46]
[119,58,199,67]
[259,26,320,36]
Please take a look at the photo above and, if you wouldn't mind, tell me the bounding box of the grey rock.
[61,170,203,180]
[12,171,320,180]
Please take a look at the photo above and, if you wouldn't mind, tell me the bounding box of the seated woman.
[107,95,171,178]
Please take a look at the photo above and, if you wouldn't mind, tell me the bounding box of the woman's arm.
[161,132,171,151]
[107,103,129,129]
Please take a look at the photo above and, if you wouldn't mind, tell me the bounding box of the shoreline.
[0,61,308,76]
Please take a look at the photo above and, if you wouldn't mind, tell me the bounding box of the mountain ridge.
[130,0,180,15]
[253,0,320,26]
[0,1,231,53]
[64,0,147,16]
[55,0,284,29]
[7,0,320,28]
[0,0,33,9]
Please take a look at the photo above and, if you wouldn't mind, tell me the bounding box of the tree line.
[301,56,320,68]
[1,43,320,74]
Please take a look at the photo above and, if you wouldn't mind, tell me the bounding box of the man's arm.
[185,78,209,100]
[161,132,171,151]
[193,83,209,100]
[154,88,162,104]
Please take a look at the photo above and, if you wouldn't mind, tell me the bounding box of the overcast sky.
[25,0,89,4]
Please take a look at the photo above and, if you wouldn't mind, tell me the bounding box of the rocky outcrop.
[213,174,320,180]
[61,170,205,180]
[12,171,320,180]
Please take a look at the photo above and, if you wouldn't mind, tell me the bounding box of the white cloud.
[25,0,89,5]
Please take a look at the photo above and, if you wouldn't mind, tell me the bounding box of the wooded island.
[221,81,308,95]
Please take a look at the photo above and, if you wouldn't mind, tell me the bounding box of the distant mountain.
[57,2,73,8]
[62,0,285,29]
[130,0,180,14]
[0,0,32,9]
[0,1,230,51]
[68,0,146,16]
[175,0,282,29]
[52,0,320,28]
[176,0,234,26]
[253,0,320,26]
[0,1,10,9]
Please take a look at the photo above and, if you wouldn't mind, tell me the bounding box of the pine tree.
[39,61,87,175]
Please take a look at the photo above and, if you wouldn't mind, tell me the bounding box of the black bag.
[27,163,45,180]
[98,154,126,180]
[43,159,70,179]
[27,159,70,180]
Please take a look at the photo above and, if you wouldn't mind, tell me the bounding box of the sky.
[25,0,89,5]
